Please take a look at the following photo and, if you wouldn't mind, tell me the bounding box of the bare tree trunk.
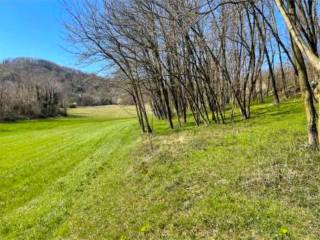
[275,0,320,72]
[288,1,318,148]
[265,47,280,104]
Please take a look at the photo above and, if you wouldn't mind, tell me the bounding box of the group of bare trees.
[65,0,320,148]
[0,73,62,120]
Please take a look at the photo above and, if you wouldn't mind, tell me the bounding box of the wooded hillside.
[0,58,118,120]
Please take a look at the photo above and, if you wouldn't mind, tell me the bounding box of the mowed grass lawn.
[1,100,320,239]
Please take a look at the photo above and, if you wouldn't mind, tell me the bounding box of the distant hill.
[0,57,112,106]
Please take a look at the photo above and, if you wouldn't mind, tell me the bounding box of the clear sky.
[0,0,289,75]
[0,0,103,74]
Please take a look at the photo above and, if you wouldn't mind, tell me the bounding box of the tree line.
[65,0,320,148]
[0,69,62,120]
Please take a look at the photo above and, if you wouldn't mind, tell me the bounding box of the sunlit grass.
[67,105,137,120]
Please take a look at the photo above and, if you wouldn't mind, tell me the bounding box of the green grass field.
[1,100,320,239]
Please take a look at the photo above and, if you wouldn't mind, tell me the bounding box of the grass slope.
[1,100,320,239]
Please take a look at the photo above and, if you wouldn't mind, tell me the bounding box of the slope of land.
[1,99,320,239]
[0,58,113,106]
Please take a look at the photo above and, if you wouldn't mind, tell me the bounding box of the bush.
[69,102,78,108]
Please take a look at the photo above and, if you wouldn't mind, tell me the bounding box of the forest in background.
[0,58,132,120]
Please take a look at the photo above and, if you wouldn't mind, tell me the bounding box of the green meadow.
[1,100,320,239]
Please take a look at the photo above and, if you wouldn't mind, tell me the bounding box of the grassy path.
[0,106,139,239]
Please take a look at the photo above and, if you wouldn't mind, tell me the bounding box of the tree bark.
[288,0,319,148]
[275,0,320,71]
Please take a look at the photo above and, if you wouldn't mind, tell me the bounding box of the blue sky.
[0,0,103,74]
[0,0,290,75]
